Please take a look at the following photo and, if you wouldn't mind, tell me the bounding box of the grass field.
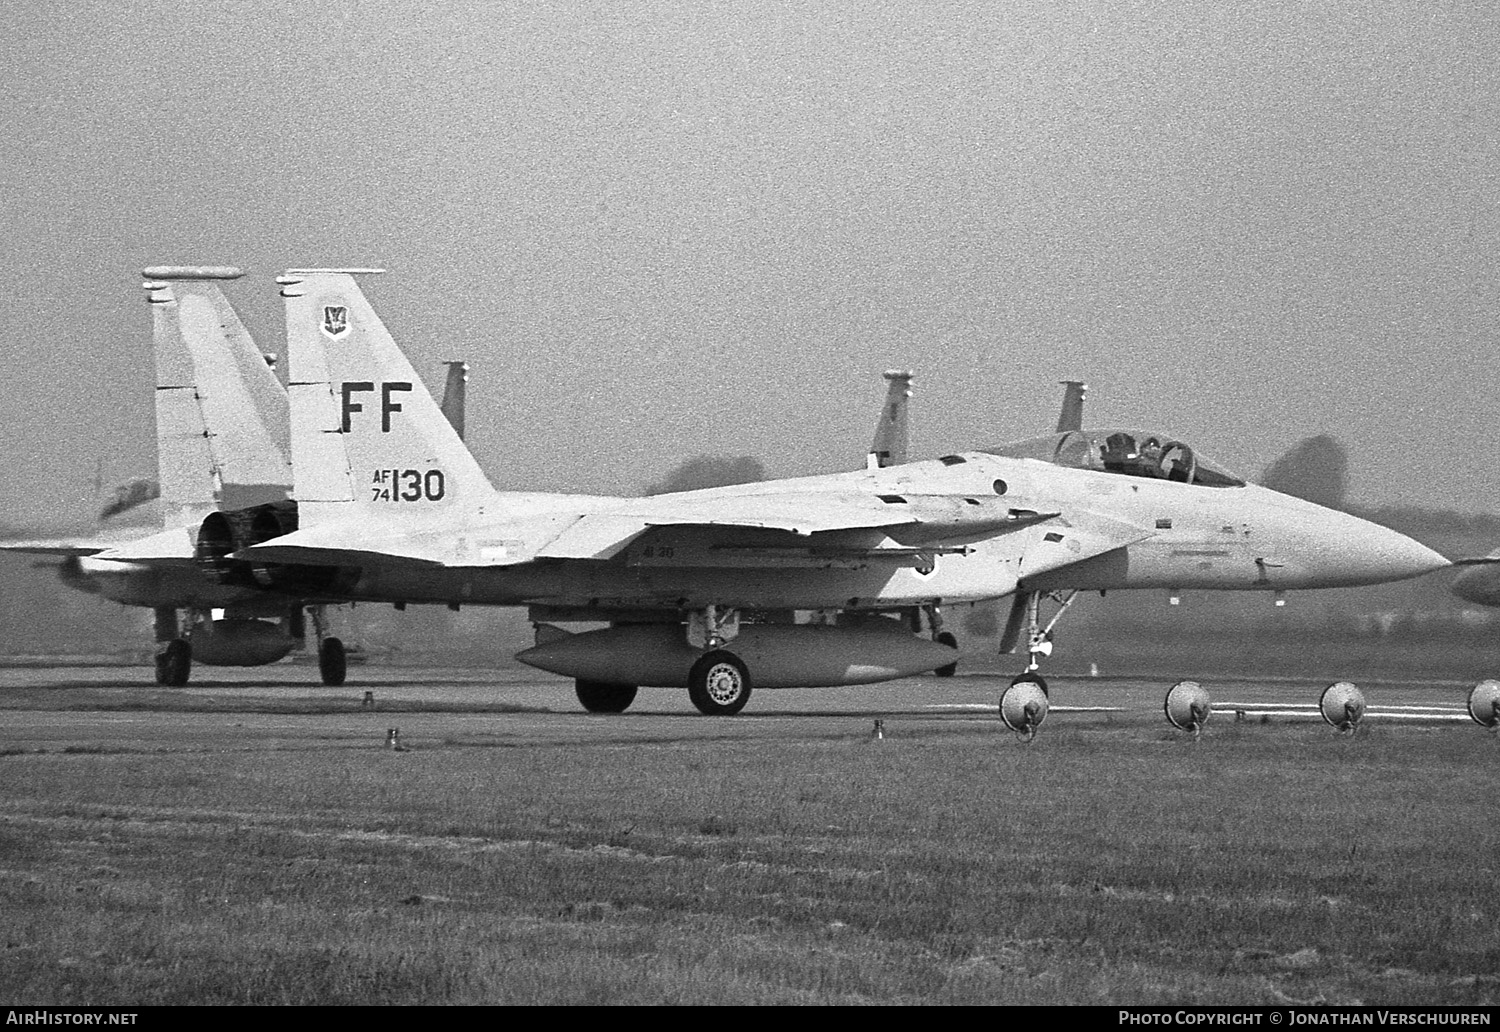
[0,678,1496,1005]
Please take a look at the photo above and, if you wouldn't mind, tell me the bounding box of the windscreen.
[986,429,1244,488]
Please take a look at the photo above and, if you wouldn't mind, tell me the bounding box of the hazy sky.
[3,1,1498,531]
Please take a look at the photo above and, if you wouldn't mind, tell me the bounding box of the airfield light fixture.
[1319,682,1366,735]
[1164,680,1212,737]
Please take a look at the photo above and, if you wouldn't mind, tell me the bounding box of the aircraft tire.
[156,639,191,688]
[687,650,752,716]
[319,637,348,687]
[575,680,638,714]
[934,631,959,677]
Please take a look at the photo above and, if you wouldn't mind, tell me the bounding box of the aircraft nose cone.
[1330,514,1450,585]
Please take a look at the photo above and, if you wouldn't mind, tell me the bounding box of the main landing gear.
[688,650,752,716]
[901,603,959,677]
[560,606,754,716]
[685,606,751,716]
[308,605,347,686]
[572,652,752,716]
[920,603,959,678]
[154,607,191,687]
[934,632,959,677]
[156,639,191,687]
[318,637,347,686]
[576,680,638,714]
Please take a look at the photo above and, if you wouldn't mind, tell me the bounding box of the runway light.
[1165,680,1211,738]
[1320,682,1366,735]
[1468,680,1500,730]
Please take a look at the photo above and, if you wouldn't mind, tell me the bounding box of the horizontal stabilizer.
[0,520,192,556]
[93,525,197,563]
[0,539,112,557]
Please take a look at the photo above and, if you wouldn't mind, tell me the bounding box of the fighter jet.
[102,270,1449,715]
[866,375,1088,675]
[3,269,484,687]
[0,268,354,685]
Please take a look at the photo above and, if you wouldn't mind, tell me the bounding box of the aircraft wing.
[535,494,931,561]
[236,492,926,569]
[535,488,1072,562]
[0,539,114,557]
[239,487,1069,571]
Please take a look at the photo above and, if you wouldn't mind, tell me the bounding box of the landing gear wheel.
[576,680,638,714]
[934,631,959,677]
[687,650,752,716]
[156,639,191,687]
[318,637,348,687]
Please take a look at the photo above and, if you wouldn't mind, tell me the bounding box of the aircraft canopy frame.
[985,429,1246,488]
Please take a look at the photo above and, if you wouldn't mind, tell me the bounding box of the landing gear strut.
[153,606,191,687]
[925,604,959,677]
[996,591,1080,734]
[308,605,347,686]
[156,639,191,688]
[683,607,752,715]
[999,589,1080,697]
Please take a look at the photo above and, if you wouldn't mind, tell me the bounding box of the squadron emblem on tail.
[320,304,349,339]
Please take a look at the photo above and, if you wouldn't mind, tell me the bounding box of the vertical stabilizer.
[143,266,291,528]
[868,370,913,469]
[440,360,469,440]
[277,269,496,526]
[1055,381,1087,433]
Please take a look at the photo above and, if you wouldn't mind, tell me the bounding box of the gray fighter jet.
[103,270,1450,715]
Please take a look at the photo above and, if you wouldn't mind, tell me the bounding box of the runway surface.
[0,662,1484,752]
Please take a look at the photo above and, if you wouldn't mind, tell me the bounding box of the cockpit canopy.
[985,429,1246,488]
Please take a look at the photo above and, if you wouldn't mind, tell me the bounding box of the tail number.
[371,469,446,502]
